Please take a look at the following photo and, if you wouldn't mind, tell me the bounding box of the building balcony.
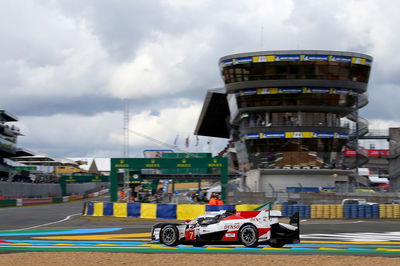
[239,120,350,134]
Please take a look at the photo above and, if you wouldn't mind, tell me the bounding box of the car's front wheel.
[160,225,179,246]
[239,224,259,247]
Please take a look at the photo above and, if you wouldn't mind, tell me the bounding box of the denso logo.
[224,224,240,230]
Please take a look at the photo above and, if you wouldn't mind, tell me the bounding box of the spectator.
[216,195,224,205]
[208,195,218,205]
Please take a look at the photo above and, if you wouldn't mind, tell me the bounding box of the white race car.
[151,210,299,248]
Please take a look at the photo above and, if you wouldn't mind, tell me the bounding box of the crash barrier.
[281,205,312,218]
[343,204,379,218]
[0,199,17,207]
[0,189,109,208]
[380,204,400,219]
[83,202,262,220]
[82,201,400,220]
[279,204,399,219]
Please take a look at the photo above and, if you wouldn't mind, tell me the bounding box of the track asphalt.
[0,199,399,256]
[0,223,399,256]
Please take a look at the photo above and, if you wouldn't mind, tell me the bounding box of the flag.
[173,135,179,147]
[185,136,189,148]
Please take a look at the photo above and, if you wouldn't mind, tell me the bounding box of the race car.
[151,209,299,248]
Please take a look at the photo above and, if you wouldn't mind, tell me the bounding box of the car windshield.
[189,211,235,226]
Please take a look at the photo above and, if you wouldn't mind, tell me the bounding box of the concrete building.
[388,128,400,191]
[195,50,373,192]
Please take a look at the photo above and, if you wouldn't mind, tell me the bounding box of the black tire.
[239,224,259,247]
[268,241,285,248]
[160,225,179,246]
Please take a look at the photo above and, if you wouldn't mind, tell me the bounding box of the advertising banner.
[275,55,300,61]
[301,55,328,61]
[329,56,352,63]
[344,149,389,157]
[233,57,253,64]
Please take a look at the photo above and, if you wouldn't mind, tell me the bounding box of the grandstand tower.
[0,110,21,180]
[196,50,373,191]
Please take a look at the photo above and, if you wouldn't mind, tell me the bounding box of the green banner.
[15,166,37,171]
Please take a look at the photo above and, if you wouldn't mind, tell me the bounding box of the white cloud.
[2,0,400,157]
[107,30,217,99]
[16,101,227,157]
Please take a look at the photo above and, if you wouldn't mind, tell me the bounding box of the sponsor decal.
[313,132,334,138]
[240,89,257,96]
[332,88,349,94]
[177,159,191,168]
[222,59,233,66]
[307,88,330,93]
[225,233,236,237]
[261,132,285,138]
[345,149,389,157]
[145,159,160,168]
[292,132,303,138]
[239,87,353,96]
[329,56,352,63]
[246,133,260,139]
[365,59,372,65]
[257,88,272,94]
[302,55,328,61]
[224,224,240,230]
[279,87,302,93]
[257,56,267,62]
[115,160,129,167]
[275,54,300,61]
[337,133,348,139]
[234,57,253,64]
[208,159,223,167]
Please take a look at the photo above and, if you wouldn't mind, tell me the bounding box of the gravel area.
[0,252,399,266]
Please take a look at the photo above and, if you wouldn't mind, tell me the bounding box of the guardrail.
[83,202,400,220]
[0,189,109,208]
[83,202,261,220]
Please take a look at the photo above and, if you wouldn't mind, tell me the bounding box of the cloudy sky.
[2,0,400,158]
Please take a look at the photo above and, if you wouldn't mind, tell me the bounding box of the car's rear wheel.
[239,224,259,247]
[160,225,179,246]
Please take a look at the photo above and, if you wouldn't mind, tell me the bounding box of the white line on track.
[10,213,81,231]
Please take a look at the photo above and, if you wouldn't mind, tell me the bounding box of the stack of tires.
[281,204,310,218]
[344,204,379,218]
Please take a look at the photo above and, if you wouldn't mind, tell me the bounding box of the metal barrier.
[83,202,400,220]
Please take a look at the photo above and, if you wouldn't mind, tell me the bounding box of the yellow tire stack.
[311,205,318,218]
[317,204,324,218]
[379,205,387,218]
[329,205,337,219]
[394,204,400,219]
[386,204,394,219]
[336,204,343,218]
[323,205,331,219]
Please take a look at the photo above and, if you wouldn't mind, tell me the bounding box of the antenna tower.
[123,99,130,157]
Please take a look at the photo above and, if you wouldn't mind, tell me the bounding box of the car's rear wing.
[289,212,300,227]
